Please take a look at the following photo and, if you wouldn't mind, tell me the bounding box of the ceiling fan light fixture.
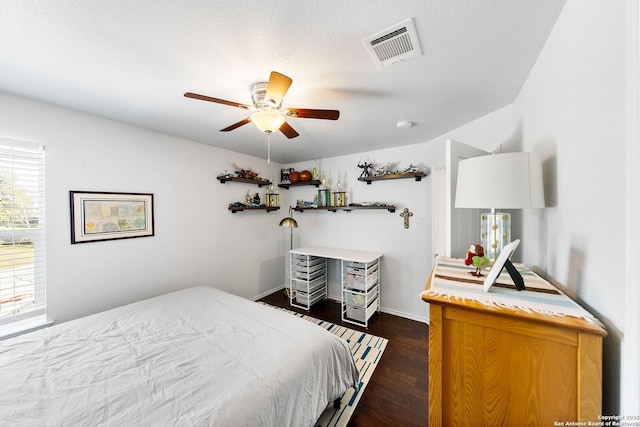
[251,110,285,134]
[185,70,339,141]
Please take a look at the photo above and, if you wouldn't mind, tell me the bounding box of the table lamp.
[455,152,545,262]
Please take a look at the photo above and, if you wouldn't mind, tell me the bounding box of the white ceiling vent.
[363,18,422,69]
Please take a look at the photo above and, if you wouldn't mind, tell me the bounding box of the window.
[0,138,45,327]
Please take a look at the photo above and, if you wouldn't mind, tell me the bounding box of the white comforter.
[0,286,358,427]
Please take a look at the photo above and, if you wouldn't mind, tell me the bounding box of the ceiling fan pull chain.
[267,133,271,165]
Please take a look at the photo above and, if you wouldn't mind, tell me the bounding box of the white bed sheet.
[0,286,359,427]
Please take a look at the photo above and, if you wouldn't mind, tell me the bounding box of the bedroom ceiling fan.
[184,71,340,140]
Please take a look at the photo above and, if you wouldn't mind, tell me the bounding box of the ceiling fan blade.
[184,92,251,110]
[266,71,292,107]
[220,118,251,132]
[286,108,340,120]
[279,121,299,139]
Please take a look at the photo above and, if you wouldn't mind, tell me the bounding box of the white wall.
[285,105,515,322]
[0,92,288,323]
[0,89,513,326]
[513,0,636,413]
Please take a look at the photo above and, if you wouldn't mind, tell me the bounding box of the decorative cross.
[400,207,413,229]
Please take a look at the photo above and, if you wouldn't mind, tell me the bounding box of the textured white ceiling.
[0,0,566,163]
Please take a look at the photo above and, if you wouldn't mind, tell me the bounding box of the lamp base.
[480,211,511,263]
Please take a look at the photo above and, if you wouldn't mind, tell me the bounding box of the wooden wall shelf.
[228,206,280,213]
[358,171,428,184]
[217,176,272,187]
[293,205,396,213]
[278,180,321,189]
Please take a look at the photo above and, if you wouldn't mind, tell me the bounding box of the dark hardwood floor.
[259,291,429,427]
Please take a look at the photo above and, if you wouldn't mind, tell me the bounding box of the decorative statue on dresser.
[464,244,491,277]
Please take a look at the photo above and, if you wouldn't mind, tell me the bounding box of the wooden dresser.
[422,257,606,426]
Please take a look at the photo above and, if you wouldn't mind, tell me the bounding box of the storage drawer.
[294,256,324,268]
[344,270,379,291]
[293,254,322,262]
[295,267,325,281]
[344,286,378,308]
[345,298,378,323]
[296,286,325,306]
[295,260,325,275]
[344,260,379,276]
[294,275,326,293]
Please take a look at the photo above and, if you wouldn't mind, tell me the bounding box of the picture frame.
[483,239,525,292]
[70,191,154,244]
[281,168,292,183]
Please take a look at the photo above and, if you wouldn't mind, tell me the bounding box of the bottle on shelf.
[318,173,331,207]
[333,173,346,207]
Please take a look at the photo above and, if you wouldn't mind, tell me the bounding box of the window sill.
[0,315,53,340]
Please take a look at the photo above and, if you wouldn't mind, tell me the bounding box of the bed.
[0,286,359,426]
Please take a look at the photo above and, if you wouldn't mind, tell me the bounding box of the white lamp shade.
[455,152,545,209]
[251,111,285,134]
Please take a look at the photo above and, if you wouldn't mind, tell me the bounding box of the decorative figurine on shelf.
[251,192,261,206]
[465,244,491,277]
[266,182,279,207]
[233,162,260,179]
[375,161,400,176]
[266,183,272,207]
[404,164,422,173]
[358,161,373,178]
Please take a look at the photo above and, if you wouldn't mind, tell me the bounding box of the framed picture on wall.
[70,191,154,244]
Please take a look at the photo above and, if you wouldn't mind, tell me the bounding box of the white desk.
[289,246,382,327]
[290,246,382,263]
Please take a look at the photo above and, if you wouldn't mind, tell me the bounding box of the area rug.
[263,304,388,427]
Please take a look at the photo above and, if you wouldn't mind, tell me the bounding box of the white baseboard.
[254,286,430,325]
[380,307,429,324]
[252,284,286,302]
[327,293,429,325]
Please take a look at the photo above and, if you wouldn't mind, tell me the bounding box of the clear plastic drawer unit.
[288,247,382,327]
[341,258,381,327]
[289,253,327,310]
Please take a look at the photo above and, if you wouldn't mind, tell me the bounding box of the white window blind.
[0,138,45,326]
